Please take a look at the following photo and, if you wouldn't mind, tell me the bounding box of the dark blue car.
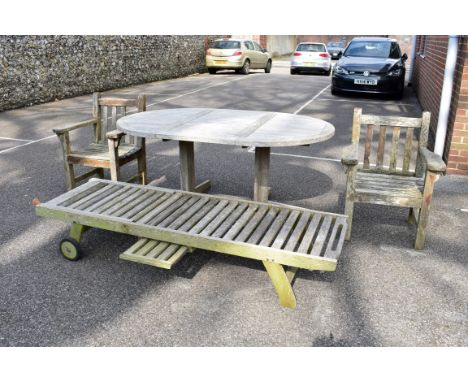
[331,37,408,99]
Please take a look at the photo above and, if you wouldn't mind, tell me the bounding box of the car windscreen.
[344,41,400,58]
[296,44,326,52]
[211,41,241,49]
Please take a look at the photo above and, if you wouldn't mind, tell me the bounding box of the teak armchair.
[53,93,147,189]
[341,108,446,250]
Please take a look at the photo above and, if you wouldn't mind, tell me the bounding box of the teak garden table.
[116,108,335,203]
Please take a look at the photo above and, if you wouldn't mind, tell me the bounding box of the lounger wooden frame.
[36,178,348,309]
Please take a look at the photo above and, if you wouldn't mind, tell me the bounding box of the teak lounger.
[36,179,348,308]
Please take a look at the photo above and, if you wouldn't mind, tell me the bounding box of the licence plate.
[354,78,378,85]
[214,60,227,64]
[304,62,316,67]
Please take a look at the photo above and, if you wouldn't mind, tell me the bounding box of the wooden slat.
[324,217,347,260]
[222,205,259,240]
[186,200,231,234]
[148,195,193,226]
[235,206,269,242]
[297,213,322,254]
[105,189,148,216]
[259,209,290,247]
[361,114,422,128]
[101,106,108,142]
[156,196,201,228]
[402,128,414,174]
[56,181,106,207]
[376,125,386,168]
[363,124,374,169]
[351,108,362,144]
[389,127,400,172]
[247,208,279,244]
[137,193,182,224]
[165,197,210,229]
[284,212,311,252]
[309,216,333,257]
[111,106,117,133]
[203,202,243,237]
[111,189,160,217]
[70,184,120,210]
[93,186,135,214]
[271,210,300,249]
[98,98,138,107]
[82,185,128,213]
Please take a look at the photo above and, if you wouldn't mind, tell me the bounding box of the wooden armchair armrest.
[419,147,446,174]
[106,130,126,140]
[52,118,97,135]
[341,144,359,166]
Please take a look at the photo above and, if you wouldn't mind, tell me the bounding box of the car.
[205,38,272,75]
[326,41,346,60]
[290,42,332,75]
[331,37,408,99]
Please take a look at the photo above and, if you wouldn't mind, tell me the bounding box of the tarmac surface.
[0,61,467,346]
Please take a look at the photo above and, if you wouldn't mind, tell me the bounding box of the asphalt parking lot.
[0,61,467,346]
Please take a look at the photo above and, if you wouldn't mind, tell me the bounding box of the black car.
[331,37,407,99]
[327,41,346,59]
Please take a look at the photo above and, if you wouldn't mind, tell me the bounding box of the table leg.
[254,147,297,308]
[254,147,270,203]
[178,141,211,193]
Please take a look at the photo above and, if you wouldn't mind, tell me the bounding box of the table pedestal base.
[179,141,211,193]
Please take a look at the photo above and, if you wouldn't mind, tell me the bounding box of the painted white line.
[294,84,331,115]
[461,209,468,213]
[146,76,250,108]
[0,136,32,142]
[317,98,415,106]
[0,135,56,155]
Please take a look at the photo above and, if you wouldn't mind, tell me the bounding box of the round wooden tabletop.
[117,108,335,147]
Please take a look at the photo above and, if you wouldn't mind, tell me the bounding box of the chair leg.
[263,261,297,309]
[64,162,76,190]
[344,166,357,240]
[344,198,354,240]
[408,208,419,225]
[97,168,105,179]
[138,140,147,185]
[108,138,120,181]
[415,171,438,250]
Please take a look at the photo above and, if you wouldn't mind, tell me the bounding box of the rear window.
[296,44,326,52]
[328,42,344,48]
[211,40,241,49]
[344,41,401,59]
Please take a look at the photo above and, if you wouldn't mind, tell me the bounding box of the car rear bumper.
[332,73,404,94]
[206,56,244,69]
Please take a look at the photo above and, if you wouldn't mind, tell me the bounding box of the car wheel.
[290,69,296,75]
[325,67,331,76]
[240,60,250,75]
[208,68,217,75]
[331,87,339,96]
[264,60,272,73]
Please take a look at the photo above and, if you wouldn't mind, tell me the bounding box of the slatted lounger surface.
[36,179,348,308]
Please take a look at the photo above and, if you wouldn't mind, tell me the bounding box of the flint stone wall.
[0,35,217,111]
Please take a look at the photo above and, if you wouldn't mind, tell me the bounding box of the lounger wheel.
[59,238,82,261]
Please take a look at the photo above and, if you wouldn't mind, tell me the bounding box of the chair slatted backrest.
[92,93,146,145]
[351,108,430,177]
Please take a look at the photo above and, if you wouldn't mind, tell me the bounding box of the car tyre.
[264,60,272,73]
[331,87,339,96]
[325,67,331,76]
[208,68,217,75]
[290,69,297,75]
[240,60,250,75]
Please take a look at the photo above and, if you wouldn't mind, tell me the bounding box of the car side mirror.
[402,53,408,61]
[262,48,267,53]
[337,51,343,58]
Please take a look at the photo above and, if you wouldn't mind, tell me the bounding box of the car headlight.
[335,65,349,75]
[387,67,403,77]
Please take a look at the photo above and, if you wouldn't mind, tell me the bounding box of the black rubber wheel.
[59,238,82,261]
[331,87,339,96]
[240,59,250,75]
[264,60,272,73]
[290,69,296,75]
[325,68,331,76]
[208,68,217,75]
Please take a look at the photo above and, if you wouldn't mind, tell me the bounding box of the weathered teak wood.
[36,178,348,309]
[341,108,446,249]
[53,92,147,190]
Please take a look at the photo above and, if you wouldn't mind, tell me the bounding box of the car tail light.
[232,50,242,56]
[293,52,301,56]
[320,53,330,57]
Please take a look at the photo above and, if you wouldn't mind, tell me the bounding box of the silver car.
[290,42,332,75]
